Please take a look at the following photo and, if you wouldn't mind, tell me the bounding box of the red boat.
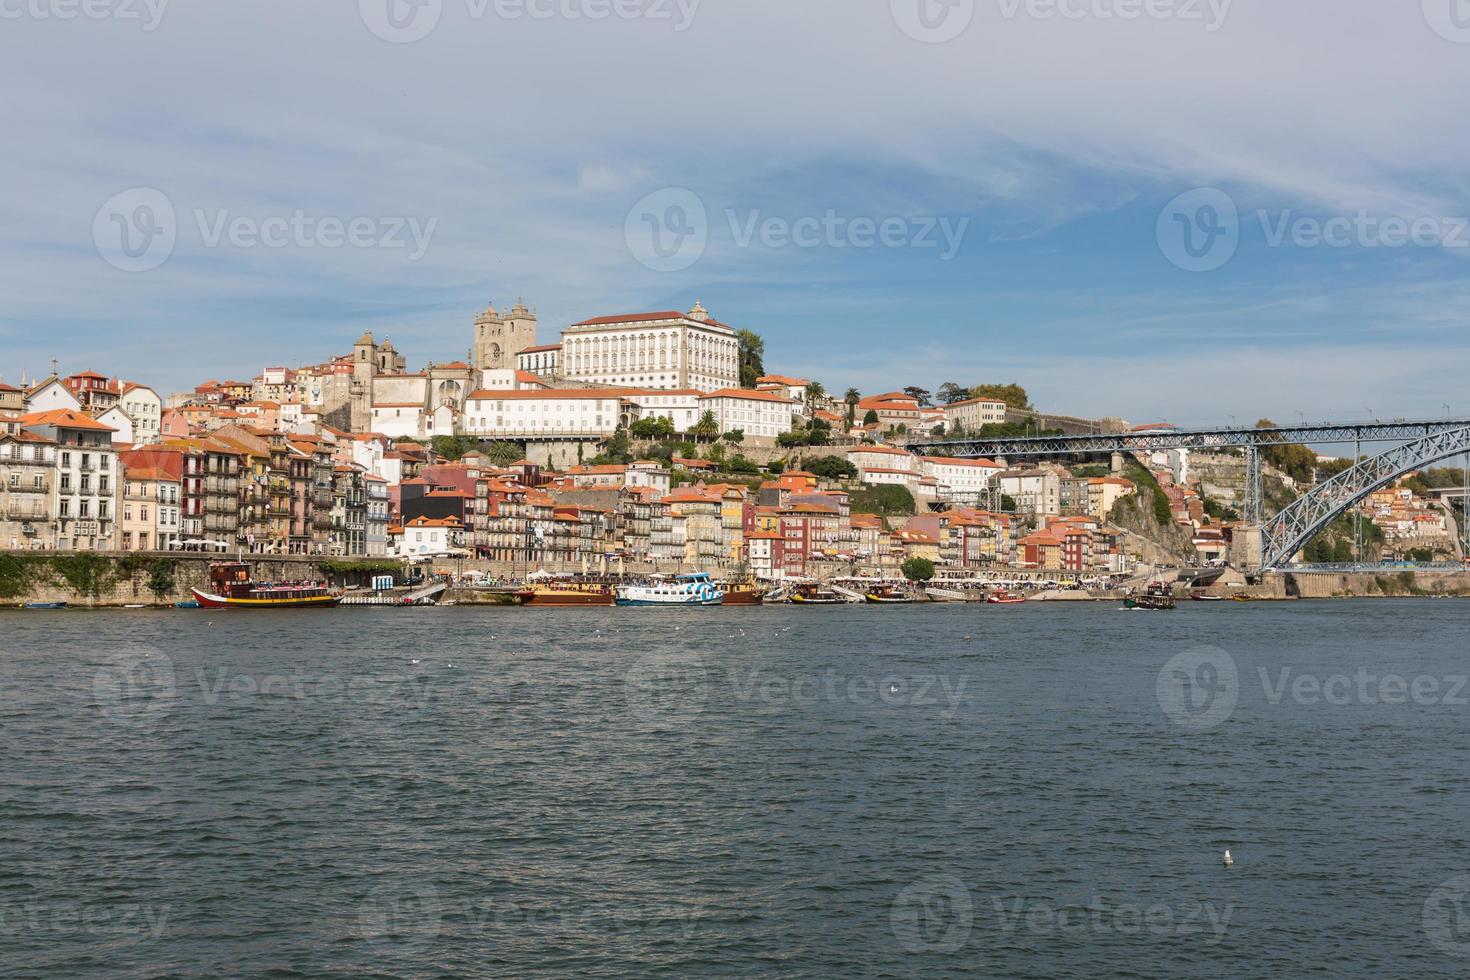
[191,562,343,609]
[986,589,1026,604]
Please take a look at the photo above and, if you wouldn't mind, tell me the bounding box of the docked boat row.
[39,561,1203,612]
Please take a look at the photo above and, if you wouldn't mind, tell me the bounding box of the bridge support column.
[1245,446,1263,526]
[1232,525,1263,571]
[1111,452,1125,474]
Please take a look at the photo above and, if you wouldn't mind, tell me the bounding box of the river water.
[4,600,1470,977]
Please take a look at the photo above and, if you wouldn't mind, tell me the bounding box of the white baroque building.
[558,301,740,392]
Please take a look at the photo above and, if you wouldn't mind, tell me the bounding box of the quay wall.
[1284,570,1470,599]
[0,552,342,607]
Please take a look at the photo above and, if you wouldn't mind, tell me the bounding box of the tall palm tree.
[844,388,861,427]
[804,381,826,418]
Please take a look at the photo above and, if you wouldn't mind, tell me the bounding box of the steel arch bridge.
[1259,426,1470,569]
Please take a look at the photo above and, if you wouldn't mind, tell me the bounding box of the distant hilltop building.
[473,299,538,373]
[555,300,741,392]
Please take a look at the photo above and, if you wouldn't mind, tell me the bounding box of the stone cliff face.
[1107,493,1197,564]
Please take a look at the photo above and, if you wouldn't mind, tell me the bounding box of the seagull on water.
[1223,849,1234,868]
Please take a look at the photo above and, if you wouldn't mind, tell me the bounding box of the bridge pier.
[1231,526,1263,571]
[1111,452,1125,474]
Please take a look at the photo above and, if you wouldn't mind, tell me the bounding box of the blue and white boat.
[615,573,725,607]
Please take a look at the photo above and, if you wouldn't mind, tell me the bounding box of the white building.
[624,390,703,432]
[119,384,164,444]
[558,301,740,392]
[516,344,561,379]
[944,397,1009,432]
[19,408,120,551]
[462,389,623,439]
[996,469,1062,518]
[698,388,796,440]
[365,475,390,556]
[24,378,82,414]
[919,456,1004,506]
[389,515,467,559]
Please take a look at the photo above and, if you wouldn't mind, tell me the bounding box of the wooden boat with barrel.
[986,589,1026,605]
[190,562,342,609]
[519,579,616,607]
[788,583,847,604]
[864,584,915,604]
[722,583,768,606]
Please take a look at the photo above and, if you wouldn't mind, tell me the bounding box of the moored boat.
[864,584,915,604]
[986,589,1025,605]
[190,562,343,609]
[519,580,615,607]
[722,583,768,605]
[615,573,725,607]
[788,583,846,604]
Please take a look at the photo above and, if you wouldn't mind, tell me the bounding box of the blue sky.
[3,0,1470,426]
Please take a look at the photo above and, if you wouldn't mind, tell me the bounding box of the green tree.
[863,409,879,426]
[844,388,861,426]
[804,381,827,417]
[431,434,480,461]
[738,329,765,388]
[1000,494,1019,513]
[722,429,745,444]
[146,560,176,602]
[806,455,858,480]
[601,429,633,463]
[903,386,932,407]
[728,455,761,475]
[630,416,677,440]
[692,410,720,441]
[850,483,916,517]
[937,382,970,404]
[486,441,524,466]
[901,557,936,582]
[969,384,1031,410]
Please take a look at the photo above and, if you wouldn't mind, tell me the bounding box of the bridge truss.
[905,418,1470,459]
[1259,427,1470,569]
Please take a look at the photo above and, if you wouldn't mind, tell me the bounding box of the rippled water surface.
[5,600,1470,977]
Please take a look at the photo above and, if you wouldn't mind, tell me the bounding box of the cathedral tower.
[473,299,538,372]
